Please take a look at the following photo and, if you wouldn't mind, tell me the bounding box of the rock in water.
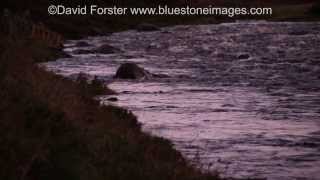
[238,54,250,59]
[95,44,121,54]
[136,23,160,32]
[73,44,121,54]
[107,97,118,102]
[115,63,150,79]
[75,41,90,47]
[288,31,308,36]
[73,49,94,54]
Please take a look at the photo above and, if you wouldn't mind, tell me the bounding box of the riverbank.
[0,25,223,179]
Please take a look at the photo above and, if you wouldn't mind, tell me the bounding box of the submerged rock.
[288,31,308,36]
[73,49,94,54]
[73,44,121,55]
[114,63,151,79]
[107,97,118,102]
[152,73,170,78]
[75,41,90,47]
[95,44,121,54]
[238,54,250,59]
[136,23,160,32]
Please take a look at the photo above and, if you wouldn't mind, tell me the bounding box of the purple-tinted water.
[43,21,320,180]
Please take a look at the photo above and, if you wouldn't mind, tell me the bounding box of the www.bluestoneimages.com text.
[48,5,273,17]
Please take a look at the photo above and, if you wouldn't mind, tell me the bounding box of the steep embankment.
[0,9,221,180]
[0,29,220,180]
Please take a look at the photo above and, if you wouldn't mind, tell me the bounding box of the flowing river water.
[43,21,320,180]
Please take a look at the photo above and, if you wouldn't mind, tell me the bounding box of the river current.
[43,21,320,180]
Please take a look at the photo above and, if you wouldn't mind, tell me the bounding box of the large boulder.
[136,23,160,32]
[114,63,150,79]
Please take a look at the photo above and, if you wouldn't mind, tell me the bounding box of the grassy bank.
[0,2,224,179]
[0,30,221,179]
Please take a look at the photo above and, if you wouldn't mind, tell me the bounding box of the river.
[43,21,320,180]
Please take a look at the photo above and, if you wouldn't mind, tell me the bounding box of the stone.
[152,73,170,78]
[107,97,118,102]
[238,54,250,59]
[288,31,308,36]
[73,49,94,54]
[95,44,121,54]
[75,41,90,47]
[114,63,150,79]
